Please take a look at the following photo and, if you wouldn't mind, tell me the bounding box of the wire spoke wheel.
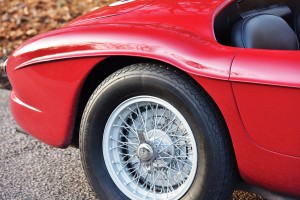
[103,96,197,200]
[80,64,237,200]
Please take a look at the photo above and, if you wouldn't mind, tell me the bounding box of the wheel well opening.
[72,56,164,146]
[71,56,236,166]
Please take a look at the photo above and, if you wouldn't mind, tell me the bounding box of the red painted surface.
[230,50,300,88]
[67,0,156,26]
[192,76,300,197]
[9,57,105,146]
[10,24,235,80]
[6,0,300,197]
[231,50,300,157]
[10,0,235,80]
[67,0,225,39]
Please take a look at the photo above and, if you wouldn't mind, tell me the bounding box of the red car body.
[6,0,300,197]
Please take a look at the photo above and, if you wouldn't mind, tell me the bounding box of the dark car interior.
[214,0,300,50]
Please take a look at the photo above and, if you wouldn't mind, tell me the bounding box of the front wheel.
[80,63,236,200]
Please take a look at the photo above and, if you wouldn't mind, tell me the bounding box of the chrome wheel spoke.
[103,96,197,200]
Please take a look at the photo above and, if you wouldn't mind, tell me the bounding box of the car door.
[230,49,300,157]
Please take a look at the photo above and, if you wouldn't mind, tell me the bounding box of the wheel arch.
[72,56,236,165]
[78,60,238,200]
[72,56,156,146]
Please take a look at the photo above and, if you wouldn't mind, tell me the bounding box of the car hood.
[65,0,229,39]
[67,0,156,27]
[8,0,231,71]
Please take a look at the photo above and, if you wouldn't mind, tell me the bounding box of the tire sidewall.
[80,67,225,200]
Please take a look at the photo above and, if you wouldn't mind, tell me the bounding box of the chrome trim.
[1,57,8,78]
[109,0,135,7]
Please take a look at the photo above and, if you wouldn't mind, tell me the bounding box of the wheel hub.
[147,129,174,167]
[137,143,154,162]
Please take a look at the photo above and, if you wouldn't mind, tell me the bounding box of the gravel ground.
[0,89,98,200]
[0,89,265,200]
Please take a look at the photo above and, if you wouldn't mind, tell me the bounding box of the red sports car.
[2,0,300,199]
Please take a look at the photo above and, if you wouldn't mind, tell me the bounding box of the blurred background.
[0,0,115,89]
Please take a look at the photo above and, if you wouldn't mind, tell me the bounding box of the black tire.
[79,63,237,200]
